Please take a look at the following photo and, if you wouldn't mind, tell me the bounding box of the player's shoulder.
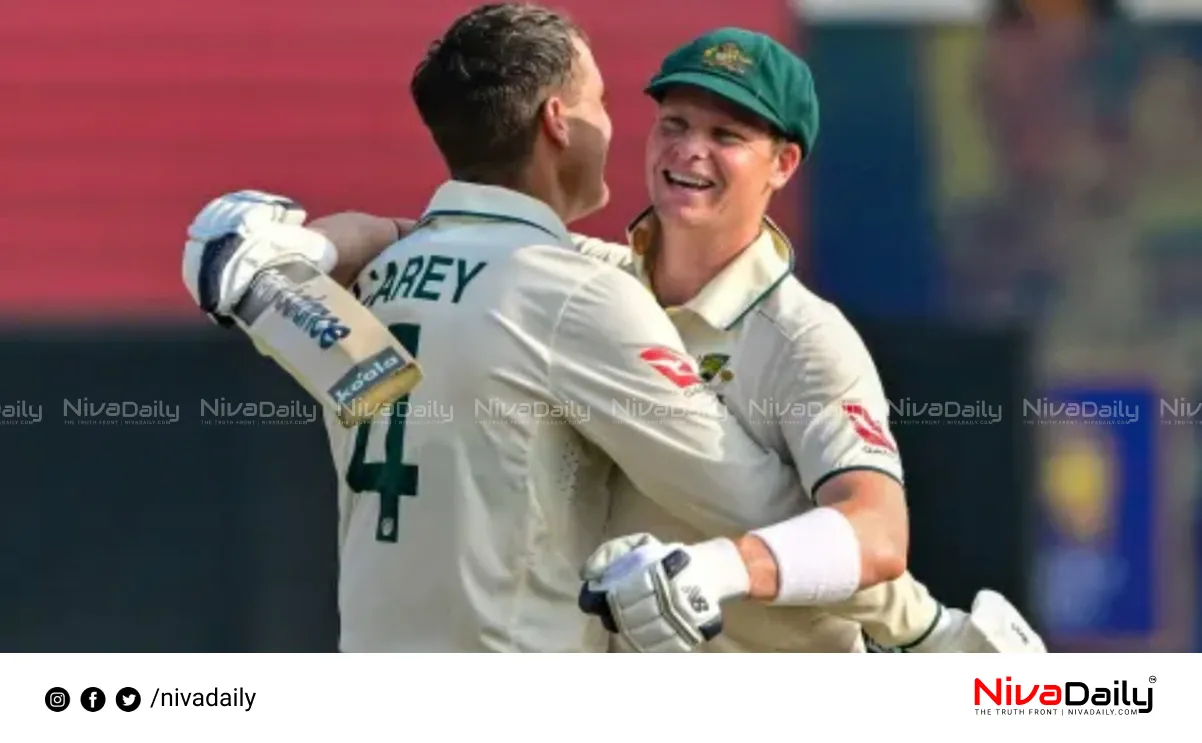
[746,275,863,345]
[509,238,646,303]
[742,275,878,378]
[527,252,669,348]
[384,221,615,292]
[476,237,657,345]
[554,253,660,320]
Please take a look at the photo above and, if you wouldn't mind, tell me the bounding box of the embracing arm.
[577,307,909,651]
[581,308,1044,653]
[749,314,1042,652]
[735,308,909,605]
[306,213,414,286]
[550,264,800,531]
[737,470,907,603]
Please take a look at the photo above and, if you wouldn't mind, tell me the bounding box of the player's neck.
[517,167,576,224]
[458,163,575,225]
[653,220,762,307]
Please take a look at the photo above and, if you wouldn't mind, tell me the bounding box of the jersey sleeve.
[570,234,637,276]
[770,310,905,497]
[548,265,800,532]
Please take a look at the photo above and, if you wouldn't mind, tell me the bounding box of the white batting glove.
[578,533,750,652]
[182,189,337,324]
[901,590,1046,653]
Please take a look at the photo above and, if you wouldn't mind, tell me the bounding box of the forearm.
[733,538,942,646]
[740,471,909,605]
[824,474,909,587]
[307,213,413,286]
[819,471,936,646]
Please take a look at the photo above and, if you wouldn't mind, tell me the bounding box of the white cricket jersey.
[324,182,801,652]
[578,211,906,652]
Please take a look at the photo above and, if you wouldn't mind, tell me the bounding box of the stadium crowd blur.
[938,2,1202,648]
[1,0,1199,651]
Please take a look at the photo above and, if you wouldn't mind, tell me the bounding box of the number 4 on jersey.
[346,323,421,542]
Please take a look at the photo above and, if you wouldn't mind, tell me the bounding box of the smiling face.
[645,85,801,231]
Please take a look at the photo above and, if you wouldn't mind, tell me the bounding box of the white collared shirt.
[325,182,801,651]
[577,213,906,652]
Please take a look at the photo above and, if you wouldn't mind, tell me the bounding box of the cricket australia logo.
[698,353,732,383]
[702,43,753,75]
[698,352,734,403]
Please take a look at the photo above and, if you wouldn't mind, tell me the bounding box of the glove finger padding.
[194,233,243,321]
[584,547,725,653]
[580,533,662,582]
[185,223,336,318]
[610,560,699,653]
[182,190,312,320]
[188,190,306,240]
[579,534,667,636]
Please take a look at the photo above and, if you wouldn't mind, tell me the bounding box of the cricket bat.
[230,258,422,428]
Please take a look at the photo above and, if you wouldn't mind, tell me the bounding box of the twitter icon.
[116,687,141,712]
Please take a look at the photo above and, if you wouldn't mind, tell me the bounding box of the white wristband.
[751,507,861,605]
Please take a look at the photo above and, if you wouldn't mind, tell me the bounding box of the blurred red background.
[0,0,796,320]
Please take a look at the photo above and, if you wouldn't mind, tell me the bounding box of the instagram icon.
[45,687,70,712]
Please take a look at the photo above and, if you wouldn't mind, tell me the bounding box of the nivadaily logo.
[975,677,1153,716]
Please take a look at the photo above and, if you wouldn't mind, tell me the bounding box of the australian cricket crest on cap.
[702,43,752,75]
[698,352,732,383]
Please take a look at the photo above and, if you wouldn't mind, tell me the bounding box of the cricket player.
[186,20,1043,652]
[185,4,821,652]
[574,30,1043,653]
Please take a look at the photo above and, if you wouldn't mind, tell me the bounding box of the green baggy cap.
[645,27,819,157]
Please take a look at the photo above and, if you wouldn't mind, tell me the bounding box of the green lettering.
[364,256,488,307]
[414,255,454,301]
[453,260,488,303]
[365,261,397,308]
[392,256,425,301]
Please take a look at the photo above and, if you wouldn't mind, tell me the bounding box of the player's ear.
[540,96,571,149]
[768,140,802,191]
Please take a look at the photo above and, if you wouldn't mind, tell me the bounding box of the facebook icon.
[81,687,106,712]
